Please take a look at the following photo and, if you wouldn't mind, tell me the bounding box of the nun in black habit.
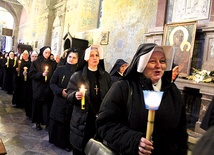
[96,43,188,155]
[20,50,32,118]
[66,45,111,155]
[48,49,79,152]
[0,52,4,88]
[29,46,56,130]
[12,50,31,109]
[2,51,17,94]
[109,59,129,83]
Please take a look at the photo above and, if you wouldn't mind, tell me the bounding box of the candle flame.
[79,85,87,93]
[23,67,28,71]
[45,66,48,71]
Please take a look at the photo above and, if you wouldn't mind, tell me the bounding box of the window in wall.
[98,0,104,28]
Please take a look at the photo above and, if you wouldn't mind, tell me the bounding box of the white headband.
[84,45,103,61]
[137,46,175,73]
[31,51,38,56]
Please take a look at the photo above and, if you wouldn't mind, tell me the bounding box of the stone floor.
[0,88,195,155]
[0,89,73,155]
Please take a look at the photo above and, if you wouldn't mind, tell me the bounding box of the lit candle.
[45,66,48,82]
[13,56,17,67]
[17,60,21,76]
[61,75,65,84]
[143,91,163,141]
[23,67,28,81]
[79,85,87,110]
[6,57,9,68]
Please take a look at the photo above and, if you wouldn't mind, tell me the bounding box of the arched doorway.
[0,7,14,52]
[63,32,89,69]
[0,0,22,52]
[64,39,71,50]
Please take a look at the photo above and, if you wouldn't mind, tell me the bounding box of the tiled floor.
[0,89,73,155]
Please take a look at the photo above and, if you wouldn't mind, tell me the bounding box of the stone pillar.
[155,0,167,27]
[44,10,54,46]
[210,0,214,21]
[145,0,167,45]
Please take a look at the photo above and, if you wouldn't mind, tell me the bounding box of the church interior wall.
[16,0,158,72]
[1,0,214,140]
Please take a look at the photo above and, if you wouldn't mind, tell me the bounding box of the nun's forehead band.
[154,47,164,52]
[91,47,98,51]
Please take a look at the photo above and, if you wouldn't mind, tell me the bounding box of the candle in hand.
[23,67,28,81]
[146,110,155,140]
[17,60,21,76]
[6,57,9,68]
[79,85,87,110]
[14,56,17,67]
[45,66,48,82]
[143,91,163,141]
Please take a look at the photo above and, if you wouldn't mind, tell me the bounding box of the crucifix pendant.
[94,85,99,95]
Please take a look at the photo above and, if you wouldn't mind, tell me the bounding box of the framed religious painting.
[100,31,109,45]
[163,21,197,77]
[172,0,211,22]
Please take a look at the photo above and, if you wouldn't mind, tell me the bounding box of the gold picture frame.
[163,21,197,77]
[35,41,38,48]
[100,31,109,45]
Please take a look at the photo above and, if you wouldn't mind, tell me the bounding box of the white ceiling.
[0,7,14,29]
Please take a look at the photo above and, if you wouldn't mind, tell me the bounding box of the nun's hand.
[62,89,67,98]
[75,91,83,100]
[42,71,48,76]
[138,137,153,155]
[16,67,20,72]
[23,71,27,76]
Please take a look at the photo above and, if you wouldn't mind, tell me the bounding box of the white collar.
[88,67,98,71]
[152,79,162,91]
[117,71,123,76]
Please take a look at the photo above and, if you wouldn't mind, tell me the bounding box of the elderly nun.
[96,43,188,155]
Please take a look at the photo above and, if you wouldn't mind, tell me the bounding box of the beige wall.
[17,0,158,71]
